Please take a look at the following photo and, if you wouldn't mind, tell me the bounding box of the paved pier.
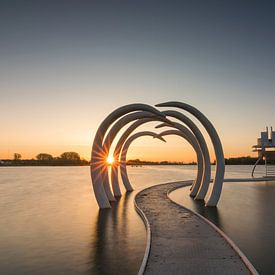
[135,181,254,275]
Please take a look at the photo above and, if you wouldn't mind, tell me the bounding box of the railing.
[266,164,275,177]
[251,157,262,177]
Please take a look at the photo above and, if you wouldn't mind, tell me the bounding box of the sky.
[0,1,274,162]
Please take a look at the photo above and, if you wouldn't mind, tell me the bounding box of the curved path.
[135,181,257,275]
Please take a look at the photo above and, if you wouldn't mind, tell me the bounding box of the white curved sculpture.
[156,101,225,207]
[156,126,204,197]
[91,101,224,208]
[101,111,167,198]
[91,104,165,208]
[120,131,166,191]
[156,110,211,201]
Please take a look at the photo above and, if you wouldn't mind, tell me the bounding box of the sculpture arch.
[156,102,225,206]
[113,112,211,199]
[91,104,165,208]
[101,111,167,198]
[156,110,211,200]
[119,128,204,196]
[91,101,225,208]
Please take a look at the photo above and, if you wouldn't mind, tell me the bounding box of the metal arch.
[91,104,165,208]
[156,101,225,207]
[101,112,167,199]
[156,110,211,201]
[91,102,225,208]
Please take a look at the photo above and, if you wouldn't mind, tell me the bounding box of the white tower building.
[252,127,275,177]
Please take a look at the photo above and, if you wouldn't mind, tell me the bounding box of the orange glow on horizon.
[0,140,258,162]
[0,130,259,162]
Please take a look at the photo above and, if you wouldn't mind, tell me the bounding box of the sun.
[106,155,114,165]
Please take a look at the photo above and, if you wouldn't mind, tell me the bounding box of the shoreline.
[0,163,268,167]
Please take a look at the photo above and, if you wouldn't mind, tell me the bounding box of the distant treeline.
[224,156,264,165]
[127,157,266,166]
[0,152,89,166]
[224,156,275,165]
[0,154,268,167]
[126,159,196,166]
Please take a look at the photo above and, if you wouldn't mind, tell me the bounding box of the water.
[0,165,272,274]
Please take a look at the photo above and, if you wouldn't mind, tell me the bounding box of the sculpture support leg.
[102,165,116,201]
[189,147,203,197]
[90,163,111,208]
[120,162,134,192]
[110,165,122,196]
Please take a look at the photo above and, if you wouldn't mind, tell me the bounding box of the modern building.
[252,127,275,177]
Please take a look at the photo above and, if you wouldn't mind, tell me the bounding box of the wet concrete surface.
[135,181,252,275]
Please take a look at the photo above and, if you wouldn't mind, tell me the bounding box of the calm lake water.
[0,165,273,274]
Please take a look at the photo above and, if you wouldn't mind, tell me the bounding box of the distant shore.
[0,156,268,167]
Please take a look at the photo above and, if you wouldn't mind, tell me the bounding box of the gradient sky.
[0,1,274,162]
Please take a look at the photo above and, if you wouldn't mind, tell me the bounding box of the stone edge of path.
[134,195,152,275]
[167,183,258,275]
[135,179,261,275]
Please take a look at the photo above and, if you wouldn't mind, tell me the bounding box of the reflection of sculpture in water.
[190,199,222,229]
[90,101,225,208]
[90,192,145,274]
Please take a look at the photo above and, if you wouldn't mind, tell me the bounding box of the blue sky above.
[0,1,274,160]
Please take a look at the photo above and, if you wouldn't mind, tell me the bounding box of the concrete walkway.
[135,181,255,275]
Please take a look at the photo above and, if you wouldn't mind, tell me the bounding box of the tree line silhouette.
[127,157,264,166]
[0,154,265,166]
[0,152,89,166]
